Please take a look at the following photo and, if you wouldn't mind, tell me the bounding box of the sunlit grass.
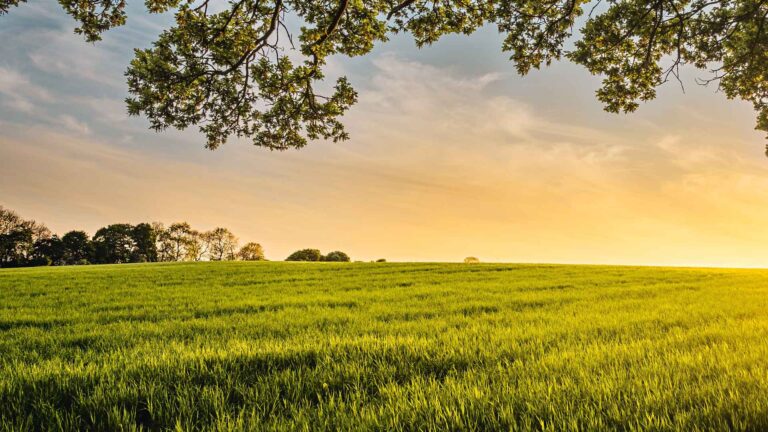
[1,262,768,430]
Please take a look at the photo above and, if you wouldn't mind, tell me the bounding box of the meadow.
[1,262,768,431]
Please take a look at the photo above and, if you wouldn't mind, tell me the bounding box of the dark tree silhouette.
[62,231,93,265]
[324,251,351,262]
[92,224,136,264]
[286,249,323,262]
[131,223,159,263]
[31,236,66,266]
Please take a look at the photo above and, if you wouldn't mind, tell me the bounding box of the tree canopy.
[238,242,266,261]
[0,205,50,267]
[324,250,351,262]
[286,248,324,262]
[3,1,768,151]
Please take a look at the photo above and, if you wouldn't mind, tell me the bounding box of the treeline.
[0,206,265,268]
[0,206,356,268]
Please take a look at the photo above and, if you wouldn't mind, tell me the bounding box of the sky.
[1,1,768,267]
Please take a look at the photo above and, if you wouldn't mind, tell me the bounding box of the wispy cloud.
[26,30,127,89]
[0,66,52,113]
[57,114,91,135]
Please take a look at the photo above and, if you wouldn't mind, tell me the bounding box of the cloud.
[356,54,535,143]
[26,29,126,89]
[57,115,91,135]
[0,66,52,113]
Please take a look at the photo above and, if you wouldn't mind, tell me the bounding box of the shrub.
[376,258,386,263]
[286,249,323,262]
[324,251,351,262]
[464,257,480,264]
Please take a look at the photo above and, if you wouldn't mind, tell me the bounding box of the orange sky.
[2,2,768,266]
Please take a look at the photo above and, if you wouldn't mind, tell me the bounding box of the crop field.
[1,262,768,431]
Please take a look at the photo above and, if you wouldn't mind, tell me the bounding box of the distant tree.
[185,230,210,261]
[0,228,32,267]
[238,242,265,261]
[206,227,238,261]
[464,257,480,264]
[150,221,166,257]
[156,222,194,262]
[0,206,23,235]
[25,220,51,244]
[31,236,65,266]
[376,258,387,263]
[0,206,50,267]
[62,230,92,264]
[131,223,158,262]
[324,251,351,262]
[286,249,323,262]
[92,224,136,264]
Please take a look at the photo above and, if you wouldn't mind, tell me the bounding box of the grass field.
[1,262,768,431]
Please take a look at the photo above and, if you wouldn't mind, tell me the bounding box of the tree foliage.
[3,0,768,149]
[157,222,195,262]
[324,250,351,262]
[132,223,159,262]
[61,231,93,264]
[153,223,244,262]
[186,229,210,262]
[0,206,50,267]
[31,236,66,266]
[92,224,137,264]
[238,242,266,261]
[0,229,34,268]
[285,248,351,261]
[206,227,239,261]
[286,248,323,262]
[0,205,24,235]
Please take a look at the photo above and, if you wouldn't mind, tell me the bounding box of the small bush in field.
[324,251,351,262]
[286,249,323,261]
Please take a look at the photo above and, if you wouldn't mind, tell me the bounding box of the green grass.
[1,262,768,431]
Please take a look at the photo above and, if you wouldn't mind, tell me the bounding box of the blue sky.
[2,0,768,266]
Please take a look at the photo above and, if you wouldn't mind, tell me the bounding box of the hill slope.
[2,262,768,430]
